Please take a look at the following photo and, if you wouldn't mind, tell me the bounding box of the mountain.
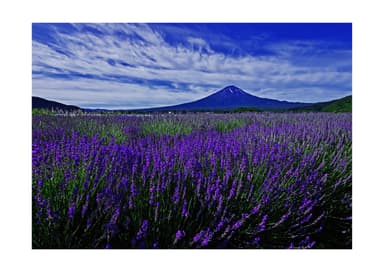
[32,88,351,113]
[290,95,352,112]
[32,96,80,111]
[144,85,311,111]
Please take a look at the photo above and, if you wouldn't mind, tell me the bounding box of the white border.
[1,0,383,271]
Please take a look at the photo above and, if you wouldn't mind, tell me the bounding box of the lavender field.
[32,113,352,249]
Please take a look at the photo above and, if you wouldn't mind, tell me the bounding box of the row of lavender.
[32,113,351,248]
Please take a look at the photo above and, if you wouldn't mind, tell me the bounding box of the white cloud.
[32,23,352,108]
[252,87,351,103]
[32,77,211,109]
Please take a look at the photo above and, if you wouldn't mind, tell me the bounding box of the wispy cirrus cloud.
[32,23,352,109]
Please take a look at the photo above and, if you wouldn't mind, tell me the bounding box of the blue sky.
[32,23,352,109]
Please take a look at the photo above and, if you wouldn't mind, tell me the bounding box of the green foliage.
[215,118,246,132]
[290,96,352,113]
[232,107,262,113]
[32,108,54,115]
[99,124,127,144]
[322,96,352,113]
[142,120,193,136]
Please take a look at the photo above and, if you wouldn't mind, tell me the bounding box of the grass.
[142,119,193,136]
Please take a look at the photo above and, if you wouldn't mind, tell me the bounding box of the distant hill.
[290,95,352,112]
[32,96,80,111]
[141,85,311,111]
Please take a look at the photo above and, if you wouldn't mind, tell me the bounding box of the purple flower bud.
[181,200,189,217]
[215,220,225,232]
[232,219,244,230]
[259,215,268,231]
[250,205,260,215]
[175,230,185,240]
[227,187,235,200]
[86,217,92,228]
[130,182,137,197]
[201,237,210,247]
[308,241,316,248]
[253,237,261,246]
[72,187,79,197]
[67,202,75,220]
[193,231,203,243]
[136,219,149,240]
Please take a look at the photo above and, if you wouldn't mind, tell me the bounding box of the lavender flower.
[130,181,137,197]
[193,231,203,243]
[215,220,225,232]
[136,219,149,240]
[232,219,244,230]
[175,230,185,240]
[201,237,210,247]
[259,215,268,232]
[67,202,76,220]
[33,113,351,249]
[253,237,261,246]
[181,200,189,217]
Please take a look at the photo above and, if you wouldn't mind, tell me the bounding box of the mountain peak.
[153,85,311,111]
[218,85,247,95]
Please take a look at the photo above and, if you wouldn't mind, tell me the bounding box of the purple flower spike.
[67,202,76,220]
[201,237,210,247]
[253,237,261,246]
[193,231,203,243]
[232,219,244,230]
[175,230,185,240]
[136,219,149,240]
[259,215,268,231]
